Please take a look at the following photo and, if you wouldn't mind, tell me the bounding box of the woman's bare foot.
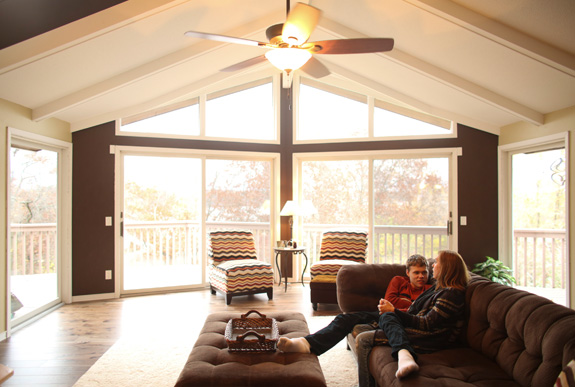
[277,337,311,353]
[396,349,419,378]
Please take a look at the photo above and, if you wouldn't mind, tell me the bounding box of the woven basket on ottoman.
[175,311,327,387]
[208,230,274,305]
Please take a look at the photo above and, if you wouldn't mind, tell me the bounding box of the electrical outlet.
[105,270,112,280]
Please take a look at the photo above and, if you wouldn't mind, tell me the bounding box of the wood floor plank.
[0,284,340,386]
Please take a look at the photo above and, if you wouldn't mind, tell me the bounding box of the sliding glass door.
[373,157,450,263]
[119,150,276,294]
[511,147,567,305]
[7,129,71,329]
[297,150,455,270]
[205,159,273,264]
[122,155,202,292]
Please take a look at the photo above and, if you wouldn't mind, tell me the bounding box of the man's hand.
[378,298,395,314]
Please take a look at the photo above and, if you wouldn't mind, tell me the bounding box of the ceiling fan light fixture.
[282,3,321,46]
[265,48,312,72]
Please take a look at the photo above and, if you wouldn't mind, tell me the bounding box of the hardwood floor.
[0,283,341,386]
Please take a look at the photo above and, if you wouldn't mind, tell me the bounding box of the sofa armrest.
[336,263,407,313]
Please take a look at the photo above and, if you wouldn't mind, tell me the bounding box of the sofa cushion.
[369,345,520,386]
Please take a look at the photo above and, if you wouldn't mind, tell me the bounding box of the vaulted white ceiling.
[0,0,574,135]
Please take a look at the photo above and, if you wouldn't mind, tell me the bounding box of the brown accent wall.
[455,125,499,266]
[72,116,498,296]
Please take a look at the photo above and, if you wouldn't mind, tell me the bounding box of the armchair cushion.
[208,230,257,264]
[318,231,368,263]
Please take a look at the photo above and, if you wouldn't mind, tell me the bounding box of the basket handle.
[241,310,266,319]
[236,330,265,343]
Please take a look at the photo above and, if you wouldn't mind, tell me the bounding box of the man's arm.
[384,276,412,311]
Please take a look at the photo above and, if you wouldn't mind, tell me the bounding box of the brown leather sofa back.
[337,263,406,313]
[465,275,575,387]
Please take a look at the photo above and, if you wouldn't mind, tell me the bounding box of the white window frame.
[112,145,281,297]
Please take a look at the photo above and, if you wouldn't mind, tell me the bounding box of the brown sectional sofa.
[337,262,575,387]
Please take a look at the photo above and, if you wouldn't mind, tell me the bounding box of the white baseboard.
[72,293,117,303]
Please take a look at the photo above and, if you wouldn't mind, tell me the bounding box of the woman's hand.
[378,298,395,314]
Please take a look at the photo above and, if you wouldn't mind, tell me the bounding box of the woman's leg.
[279,311,379,355]
[355,330,377,387]
[378,312,419,378]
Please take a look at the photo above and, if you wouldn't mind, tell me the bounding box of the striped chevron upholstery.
[319,231,368,262]
[208,230,273,304]
[209,259,273,294]
[208,230,257,264]
[310,230,368,279]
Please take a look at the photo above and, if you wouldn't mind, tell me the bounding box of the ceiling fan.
[184,1,394,87]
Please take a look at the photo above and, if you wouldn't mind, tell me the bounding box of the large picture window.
[295,149,458,274]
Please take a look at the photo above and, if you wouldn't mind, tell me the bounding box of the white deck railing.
[9,223,567,290]
[10,223,57,276]
[513,229,566,288]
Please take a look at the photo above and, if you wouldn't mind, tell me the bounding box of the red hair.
[435,250,470,290]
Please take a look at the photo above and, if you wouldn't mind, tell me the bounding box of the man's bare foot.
[396,349,419,378]
[277,337,311,353]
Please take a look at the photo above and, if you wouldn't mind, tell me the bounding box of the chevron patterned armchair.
[309,230,368,310]
[208,230,274,305]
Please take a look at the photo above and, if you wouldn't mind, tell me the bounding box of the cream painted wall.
[0,98,71,335]
[499,105,575,309]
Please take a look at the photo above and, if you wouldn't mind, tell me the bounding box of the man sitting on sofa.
[278,254,432,353]
[384,254,432,312]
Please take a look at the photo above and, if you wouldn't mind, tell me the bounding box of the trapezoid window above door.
[295,77,454,143]
[117,78,277,143]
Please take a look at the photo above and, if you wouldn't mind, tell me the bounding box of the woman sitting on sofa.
[356,249,470,385]
[278,250,470,386]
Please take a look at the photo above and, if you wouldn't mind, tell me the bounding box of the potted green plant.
[471,256,517,286]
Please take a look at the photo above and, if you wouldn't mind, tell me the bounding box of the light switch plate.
[105,216,112,226]
[460,216,467,226]
[105,270,112,280]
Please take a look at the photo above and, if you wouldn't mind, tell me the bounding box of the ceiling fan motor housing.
[266,24,285,45]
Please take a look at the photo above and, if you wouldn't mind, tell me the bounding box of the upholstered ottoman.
[310,274,338,310]
[175,311,326,387]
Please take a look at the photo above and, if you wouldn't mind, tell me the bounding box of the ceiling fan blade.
[184,31,268,47]
[220,55,268,72]
[282,3,321,45]
[300,57,330,78]
[308,38,394,54]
